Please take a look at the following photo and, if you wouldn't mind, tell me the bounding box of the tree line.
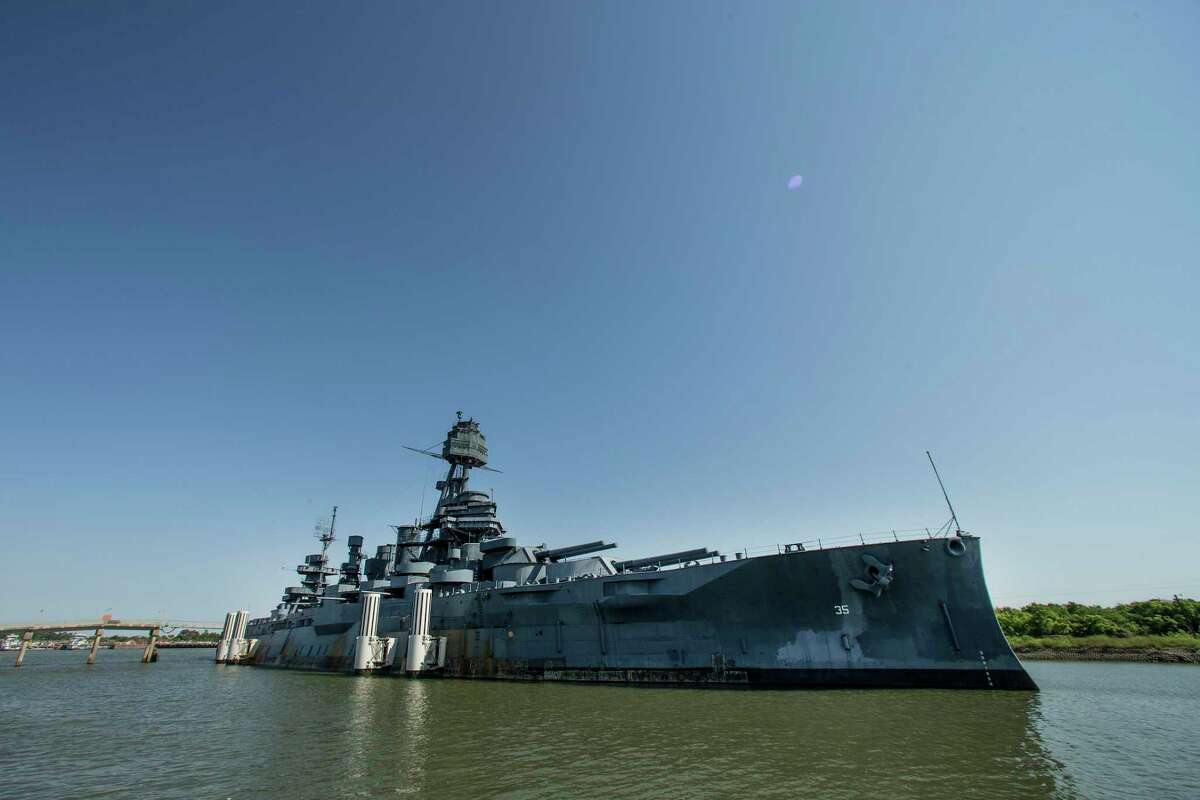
[996,598,1200,638]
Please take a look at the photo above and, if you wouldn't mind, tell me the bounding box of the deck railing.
[732,526,954,560]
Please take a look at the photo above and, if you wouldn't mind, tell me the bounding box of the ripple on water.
[1,651,1196,799]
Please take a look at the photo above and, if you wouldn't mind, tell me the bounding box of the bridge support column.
[14,631,32,668]
[86,628,103,665]
[142,628,159,663]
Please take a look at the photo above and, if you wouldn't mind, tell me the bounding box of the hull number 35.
[833,605,850,615]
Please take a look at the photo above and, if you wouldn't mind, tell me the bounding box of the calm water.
[0,650,1197,799]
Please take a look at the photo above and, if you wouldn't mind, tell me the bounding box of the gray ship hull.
[244,536,1036,690]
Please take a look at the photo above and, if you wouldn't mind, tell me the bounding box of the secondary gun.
[534,540,618,562]
[614,547,717,572]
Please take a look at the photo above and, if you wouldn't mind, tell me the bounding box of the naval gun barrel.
[615,547,717,572]
[535,540,618,561]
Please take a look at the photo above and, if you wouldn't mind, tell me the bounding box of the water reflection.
[246,672,440,797]
[345,675,379,780]
[246,674,1073,800]
[395,679,432,795]
[13,652,1200,799]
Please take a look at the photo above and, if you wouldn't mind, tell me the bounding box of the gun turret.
[614,547,717,572]
[535,540,618,562]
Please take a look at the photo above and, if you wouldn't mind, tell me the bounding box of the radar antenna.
[925,451,961,535]
[314,505,338,551]
[312,505,337,595]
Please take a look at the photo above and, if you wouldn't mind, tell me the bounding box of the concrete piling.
[229,610,248,662]
[86,628,103,665]
[405,588,433,675]
[215,611,235,663]
[14,631,32,668]
[142,627,159,663]
[353,592,382,673]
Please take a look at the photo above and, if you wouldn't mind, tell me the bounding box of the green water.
[1,650,1196,799]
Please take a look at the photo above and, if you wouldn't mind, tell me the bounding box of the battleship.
[222,414,1036,690]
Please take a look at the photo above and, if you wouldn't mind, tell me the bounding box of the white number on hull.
[834,604,850,615]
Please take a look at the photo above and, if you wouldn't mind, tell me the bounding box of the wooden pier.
[1,618,221,667]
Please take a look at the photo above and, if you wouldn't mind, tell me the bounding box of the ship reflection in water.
[8,652,1200,798]
[258,673,1074,799]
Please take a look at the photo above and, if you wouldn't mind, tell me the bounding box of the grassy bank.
[1008,634,1200,663]
[1008,634,1200,650]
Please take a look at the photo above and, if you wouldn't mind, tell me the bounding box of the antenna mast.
[925,451,961,534]
[315,505,338,596]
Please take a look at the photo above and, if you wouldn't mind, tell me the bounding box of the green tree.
[995,598,1200,638]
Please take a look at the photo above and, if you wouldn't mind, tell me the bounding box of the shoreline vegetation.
[998,598,1199,663]
[1009,635,1200,663]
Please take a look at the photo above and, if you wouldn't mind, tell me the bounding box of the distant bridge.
[0,619,224,634]
[1,618,225,668]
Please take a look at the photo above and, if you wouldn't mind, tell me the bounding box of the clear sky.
[2,1,1197,623]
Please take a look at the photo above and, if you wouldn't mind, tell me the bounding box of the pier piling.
[14,631,32,667]
[229,611,248,661]
[405,588,434,675]
[141,627,159,663]
[86,628,103,665]
[3,617,223,668]
[215,611,235,663]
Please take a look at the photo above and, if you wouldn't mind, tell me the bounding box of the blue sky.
[2,1,1197,623]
